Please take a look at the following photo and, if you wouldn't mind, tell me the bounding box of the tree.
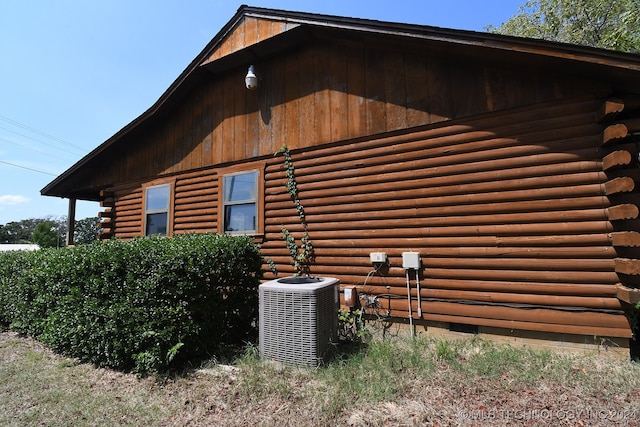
[74,217,100,245]
[486,0,640,53]
[0,216,99,246]
[32,220,63,248]
[0,218,42,244]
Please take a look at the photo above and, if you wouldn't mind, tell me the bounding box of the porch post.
[66,198,76,246]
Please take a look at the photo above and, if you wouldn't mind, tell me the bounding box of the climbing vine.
[276,145,315,276]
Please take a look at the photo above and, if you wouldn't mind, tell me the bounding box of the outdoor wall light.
[245,65,258,90]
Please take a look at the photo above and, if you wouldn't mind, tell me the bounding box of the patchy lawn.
[1,330,640,426]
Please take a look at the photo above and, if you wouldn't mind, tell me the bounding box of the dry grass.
[2,330,640,426]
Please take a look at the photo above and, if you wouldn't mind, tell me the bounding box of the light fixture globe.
[245,65,258,90]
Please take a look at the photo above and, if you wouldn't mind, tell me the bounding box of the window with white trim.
[222,170,258,234]
[144,184,170,236]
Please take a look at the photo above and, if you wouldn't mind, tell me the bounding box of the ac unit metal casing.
[259,277,340,366]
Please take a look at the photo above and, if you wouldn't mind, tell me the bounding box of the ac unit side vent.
[259,278,339,366]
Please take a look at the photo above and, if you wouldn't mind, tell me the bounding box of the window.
[144,184,171,236]
[222,170,258,234]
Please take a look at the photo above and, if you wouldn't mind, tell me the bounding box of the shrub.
[0,250,38,328]
[0,233,263,374]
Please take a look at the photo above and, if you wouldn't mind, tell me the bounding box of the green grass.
[2,331,640,426]
[0,336,168,426]
[233,335,640,421]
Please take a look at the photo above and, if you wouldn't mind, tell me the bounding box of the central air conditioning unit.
[259,276,340,366]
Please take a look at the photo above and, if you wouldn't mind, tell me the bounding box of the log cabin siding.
[173,169,219,233]
[96,93,635,338]
[259,96,631,338]
[101,169,220,239]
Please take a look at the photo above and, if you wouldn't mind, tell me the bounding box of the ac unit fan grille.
[259,279,339,366]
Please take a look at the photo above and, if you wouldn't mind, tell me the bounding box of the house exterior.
[42,6,640,350]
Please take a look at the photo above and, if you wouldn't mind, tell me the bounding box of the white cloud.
[0,195,30,206]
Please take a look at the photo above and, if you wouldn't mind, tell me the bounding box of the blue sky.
[0,0,524,224]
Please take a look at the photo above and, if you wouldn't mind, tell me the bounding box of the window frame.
[142,180,174,237]
[218,162,265,237]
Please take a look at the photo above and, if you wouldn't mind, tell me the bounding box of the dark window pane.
[224,203,256,232]
[146,212,168,236]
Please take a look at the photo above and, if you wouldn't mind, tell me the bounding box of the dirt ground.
[2,330,640,426]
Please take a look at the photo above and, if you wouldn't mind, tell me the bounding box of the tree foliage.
[74,217,100,245]
[31,221,63,248]
[0,219,40,244]
[487,0,640,53]
[0,216,98,246]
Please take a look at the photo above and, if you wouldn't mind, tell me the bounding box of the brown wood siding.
[90,36,638,339]
[203,17,300,64]
[105,168,219,238]
[259,96,632,338]
[173,169,219,233]
[110,184,143,240]
[81,40,605,192]
[98,93,637,339]
[99,94,636,338]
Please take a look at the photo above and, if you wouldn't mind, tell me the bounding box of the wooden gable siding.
[202,16,300,64]
[84,39,603,192]
[259,95,632,338]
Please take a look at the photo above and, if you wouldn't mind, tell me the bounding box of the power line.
[0,114,87,153]
[0,159,57,176]
[0,136,76,163]
[0,125,84,156]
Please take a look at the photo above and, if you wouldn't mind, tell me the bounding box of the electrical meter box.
[402,252,421,269]
[369,252,387,264]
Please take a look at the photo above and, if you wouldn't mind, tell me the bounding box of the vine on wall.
[276,145,315,276]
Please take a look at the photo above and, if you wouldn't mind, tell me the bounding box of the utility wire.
[0,125,84,156]
[0,136,76,163]
[0,114,87,153]
[0,159,57,176]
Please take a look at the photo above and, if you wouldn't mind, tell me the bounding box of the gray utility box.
[259,277,340,366]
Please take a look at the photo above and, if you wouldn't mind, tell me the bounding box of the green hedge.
[0,233,263,374]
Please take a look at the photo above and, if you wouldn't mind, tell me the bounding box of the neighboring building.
[42,6,640,351]
[0,244,39,252]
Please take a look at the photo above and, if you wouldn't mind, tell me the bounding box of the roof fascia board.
[242,5,640,72]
